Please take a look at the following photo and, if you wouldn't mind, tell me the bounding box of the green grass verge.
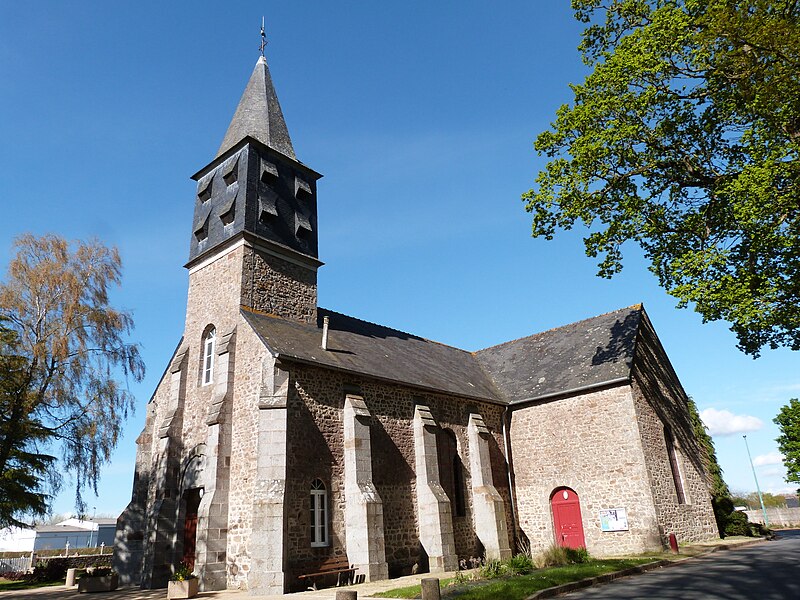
[0,578,64,591]
[372,559,653,600]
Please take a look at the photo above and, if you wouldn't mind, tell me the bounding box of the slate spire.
[216,55,296,160]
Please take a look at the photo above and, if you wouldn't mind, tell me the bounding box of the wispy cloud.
[753,452,784,467]
[700,408,763,436]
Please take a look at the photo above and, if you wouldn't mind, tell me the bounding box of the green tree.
[687,397,733,536]
[688,398,729,497]
[0,234,144,527]
[774,398,800,490]
[525,0,800,356]
[731,491,789,509]
[0,319,54,527]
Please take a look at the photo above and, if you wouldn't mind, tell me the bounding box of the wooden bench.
[297,556,355,590]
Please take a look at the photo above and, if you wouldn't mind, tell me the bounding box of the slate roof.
[242,304,645,405]
[216,56,296,160]
[475,305,642,404]
[34,525,88,533]
[242,308,502,402]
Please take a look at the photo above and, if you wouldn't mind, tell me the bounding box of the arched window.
[437,429,466,517]
[664,426,686,504]
[310,479,329,547]
[201,327,216,385]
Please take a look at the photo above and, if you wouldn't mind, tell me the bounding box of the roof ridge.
[475,304,644,353]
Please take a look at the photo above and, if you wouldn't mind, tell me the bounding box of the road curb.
[525,537,770,599]
[526,560,671,599]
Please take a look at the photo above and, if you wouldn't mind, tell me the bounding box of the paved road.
[563,530,800,600]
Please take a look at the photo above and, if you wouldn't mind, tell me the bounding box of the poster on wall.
[599,508,629,532]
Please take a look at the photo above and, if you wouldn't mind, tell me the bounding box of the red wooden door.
[182,488,202,569]
[551,488,586,549]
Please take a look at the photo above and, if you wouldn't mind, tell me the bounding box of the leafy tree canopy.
[525,0,800,356]
[0,234,144,527]
[687,397,729,497]
[731,490,793,508]
[774,397,800,489]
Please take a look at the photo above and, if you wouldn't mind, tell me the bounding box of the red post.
[668,532,679,554]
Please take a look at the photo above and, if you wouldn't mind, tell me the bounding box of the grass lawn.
[372,559,654,599]
[0,578,64,591]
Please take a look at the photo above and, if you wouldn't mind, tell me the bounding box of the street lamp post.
[88,506,96,548]
[743,435,769,528]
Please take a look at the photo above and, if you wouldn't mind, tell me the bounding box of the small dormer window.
[194,214,209,243]
[197,176,213,203]
[223,157,239,186]
[202,327,216,386]
[295,212,312,239]
[295,176,312,201]
[259,193,278,223]
[261,160,279,184]
[220,187,237,227]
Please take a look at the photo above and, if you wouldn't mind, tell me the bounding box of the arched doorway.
[551,487,585,549]
[182,488,203,569]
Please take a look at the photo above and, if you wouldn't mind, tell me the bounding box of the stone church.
[113,51,718,594]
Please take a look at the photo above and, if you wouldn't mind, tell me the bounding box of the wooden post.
[335,591,357,600]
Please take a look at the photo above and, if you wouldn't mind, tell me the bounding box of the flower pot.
[167,578,199,599]
[77,573,119,593]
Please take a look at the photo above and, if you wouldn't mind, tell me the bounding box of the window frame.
[664,426,687,504]
[201,327,216,386]
[309,479,329,547]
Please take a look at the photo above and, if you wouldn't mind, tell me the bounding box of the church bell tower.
[186,53,323,324]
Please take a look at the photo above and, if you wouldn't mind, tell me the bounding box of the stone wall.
[283,364,512,590]
[509,385,663,557]
[216,318,268,590]
[240,245,317,324]
[744,507,800,527]
[630,317,718,545]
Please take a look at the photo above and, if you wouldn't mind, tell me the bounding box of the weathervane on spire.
[259,16,267,57]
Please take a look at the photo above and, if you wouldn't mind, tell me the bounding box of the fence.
[0,554,33,573]
[0,545,112,574]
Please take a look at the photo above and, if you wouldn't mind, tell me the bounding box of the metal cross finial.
[259,17,267,57]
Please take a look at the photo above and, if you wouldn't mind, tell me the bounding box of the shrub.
[82,567,113,578]
[0,571,28,581]
[170,562,196,582]
[505,553,534,575]
[479,559,505,579]
[28,558,68,583]
[723,511,751,537]
[533,545,569,569]
[565,546,590,564]
[533,544,590,568]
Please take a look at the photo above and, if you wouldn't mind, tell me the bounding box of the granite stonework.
[629,316,717,544]
[116,51,719,596]
[511,385,664,557]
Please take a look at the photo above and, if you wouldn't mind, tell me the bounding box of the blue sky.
[1,1,797,517]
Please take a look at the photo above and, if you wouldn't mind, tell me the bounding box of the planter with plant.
[77,567,119,593]
[167,563,198,599]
